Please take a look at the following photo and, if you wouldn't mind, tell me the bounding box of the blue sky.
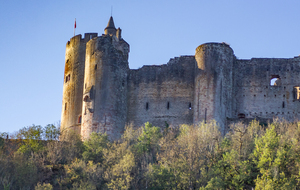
[0,0,299,133]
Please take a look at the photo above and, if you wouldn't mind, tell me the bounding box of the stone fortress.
[61,17,300,140]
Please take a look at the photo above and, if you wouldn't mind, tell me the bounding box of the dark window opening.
[282,101,285,108]
[65,74,71,83]
[264,95,266,97]
[189,102,192,110]
[167,102,170,110]
[293,86,300,100]
[95,64,97,70]
[122,79,125,87]
[146,102,149,110]
[84,95,89,102]
[78,115,82,124]
[65,103,67,111]
[270,75,281,86]
[238,113,245,118]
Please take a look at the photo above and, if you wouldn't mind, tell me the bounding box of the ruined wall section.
[81,35,129,140]
[127,56,196,129]
[233,57,300,122]
[194,43,234,133]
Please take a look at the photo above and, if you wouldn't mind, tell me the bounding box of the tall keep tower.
[80,17,130,140]
[60,33,97,134]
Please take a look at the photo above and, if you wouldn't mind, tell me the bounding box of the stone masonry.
[61,17,300,140]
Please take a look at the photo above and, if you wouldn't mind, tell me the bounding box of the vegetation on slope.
[1,120,300,189]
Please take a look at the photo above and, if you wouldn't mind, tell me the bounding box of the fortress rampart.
[61,17,300,140]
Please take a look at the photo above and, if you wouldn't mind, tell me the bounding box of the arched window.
[167,102,170,110]
[270,75,280,86]
[146,102,149,110]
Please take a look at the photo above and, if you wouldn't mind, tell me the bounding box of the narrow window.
[78,115,82,124]
[95,64,97,70]
[146,102,149,110]
[282,101,285,108]
[167,102,170,110]
[65,74,71,83]
[205,108,207,124]
[189,102,192,110]
[65,103,67,111]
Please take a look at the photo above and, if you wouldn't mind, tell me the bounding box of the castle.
[61,17,300,140]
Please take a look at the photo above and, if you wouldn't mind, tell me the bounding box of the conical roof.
[105,16,116,29]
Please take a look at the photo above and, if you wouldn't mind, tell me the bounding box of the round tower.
[81,17,129,140]
[60,35,86,134]
[194,43,235,133]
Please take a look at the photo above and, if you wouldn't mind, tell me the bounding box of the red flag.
[74,19,76,29]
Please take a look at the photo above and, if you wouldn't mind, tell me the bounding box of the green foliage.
[135,122,162,155]
[253,123,297,189]
[16,125,45,155]
[82,132,109,163]
[59,159,103,189]
[44,124,60,140]
[2,120,300,189]
[35,182,53,190]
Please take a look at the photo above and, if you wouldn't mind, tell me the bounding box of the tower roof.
[105,16,116,30]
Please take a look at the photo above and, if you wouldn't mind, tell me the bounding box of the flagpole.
[74,18,76,37]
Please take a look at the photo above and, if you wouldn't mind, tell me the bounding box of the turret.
[104,16,117,36]
[194,43,235,133]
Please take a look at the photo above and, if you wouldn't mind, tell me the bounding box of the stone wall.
[127,56,196,129]
[233,56,300,122]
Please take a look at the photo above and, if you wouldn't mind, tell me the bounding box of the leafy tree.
[82,132,109,163]
[44,124,60,140]
[254,124,297,189]
[16,125,44,155]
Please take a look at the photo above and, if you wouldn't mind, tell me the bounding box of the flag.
[74,19,76,29]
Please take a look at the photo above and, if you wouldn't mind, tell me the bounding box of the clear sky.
[0,0,299,133]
